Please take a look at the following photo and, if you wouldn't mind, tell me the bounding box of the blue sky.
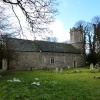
[52,0,100,42]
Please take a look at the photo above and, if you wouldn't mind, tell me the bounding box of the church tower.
[70,26,84,54]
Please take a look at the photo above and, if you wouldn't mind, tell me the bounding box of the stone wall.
[9,51,84,70]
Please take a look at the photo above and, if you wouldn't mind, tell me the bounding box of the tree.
[86,52,97,65]
[96,51,100,63]
[0,3,19,37]
[1,0,58,38]
[92,16,100,25]
[74,20,95,54]
[0,0,58,69]
[92,16,100,53]
[0,6,9,34]
[43,36,58,42]
[74,16,100,64]
[0,5,15,60]
[0,34,17,69]
[0,5,19,69]
[85,23,95,53]
[92,16,100,41]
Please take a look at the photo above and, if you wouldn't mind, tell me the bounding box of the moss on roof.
[7,38,80,54]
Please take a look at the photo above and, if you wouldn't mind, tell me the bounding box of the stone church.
[0,26,85,70]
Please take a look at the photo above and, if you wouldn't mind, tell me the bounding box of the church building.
[0,26,85,70]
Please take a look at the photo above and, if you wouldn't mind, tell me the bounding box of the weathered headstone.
[95,63,99,68]
[95,63,100,72]
[60,68,63,74]
[67,65,70,69]
[72,69,81,73]
[75,69,80,73]
[90,63,94,71]
[55,67,58,73]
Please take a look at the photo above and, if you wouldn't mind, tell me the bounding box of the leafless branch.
[11,5,23,38]
[2,0,58,37]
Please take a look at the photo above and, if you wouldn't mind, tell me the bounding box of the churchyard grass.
[0,67,100,100]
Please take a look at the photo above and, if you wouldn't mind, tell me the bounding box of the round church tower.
[70,25,84,54]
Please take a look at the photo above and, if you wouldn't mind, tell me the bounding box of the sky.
[1,0,100,42]
[51,0,100,42]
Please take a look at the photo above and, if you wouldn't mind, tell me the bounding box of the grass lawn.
[0,67,100,100]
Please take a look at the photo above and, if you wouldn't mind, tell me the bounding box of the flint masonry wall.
[9,51,83,70]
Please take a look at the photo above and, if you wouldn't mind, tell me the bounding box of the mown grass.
[0,67,100,100]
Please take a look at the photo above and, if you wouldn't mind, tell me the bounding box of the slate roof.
[7,38,81,54]
[7,38,37,52]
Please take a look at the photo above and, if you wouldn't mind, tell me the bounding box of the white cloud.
[50,19,70,42]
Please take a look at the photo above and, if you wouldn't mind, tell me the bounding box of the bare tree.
[0,6,9,34]
[74,20,86,28]
[0,0,58,67]
[85,23,95,53]
[0,3,19,37]
[74,20,97,54]
[92,16,100,53]
[0,5,18,68]
[1,0,58,38]
[43,36,58,42]
[92,16,100,41]
[92,16,100,25]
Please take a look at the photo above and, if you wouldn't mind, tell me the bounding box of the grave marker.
[90,63,94,71]
[60,68,63,74]
[56,67,58,73]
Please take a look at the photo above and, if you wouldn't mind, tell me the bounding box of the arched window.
[51,57,54,64]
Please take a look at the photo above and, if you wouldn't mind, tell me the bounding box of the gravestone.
[55,67,58,73]
[90,63,94,71]
[67,65,70,69]
[75,69,80,73]
[60,68,63,74]
[72,69,81,73]
[95,63,99,68]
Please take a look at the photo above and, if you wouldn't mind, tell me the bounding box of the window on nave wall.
[51,57,54,64]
